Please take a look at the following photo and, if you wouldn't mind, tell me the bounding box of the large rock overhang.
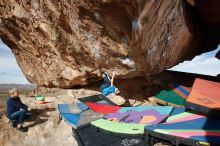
[0,0,219,88]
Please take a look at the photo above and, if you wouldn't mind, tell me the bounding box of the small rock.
[106,94,126,105]
[148,97,159,105]
[128,99,144,106]
[1,115,9,123]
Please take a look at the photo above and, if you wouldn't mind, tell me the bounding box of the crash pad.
[58,103,88,114]
[154,83,191,107]
[145,111,220,145]
[78,94,116,105]
[92,106,173,135]
[92,119,144,135]
[105,106,173,125]
[85,102,121,114]
[185,78,220,116]
[61,109,103,129]
[72,125,145,146]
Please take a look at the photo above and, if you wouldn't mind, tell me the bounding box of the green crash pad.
[91,119,144,135]
[155,83,191,107]
[156,90,185,107]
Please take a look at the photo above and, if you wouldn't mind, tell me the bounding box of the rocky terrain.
[0,85,160,146]
[0,88,100,146]
[0,87,170,146]
[0,71,219,146]
[0,0,220,88]
[0,0,220,145]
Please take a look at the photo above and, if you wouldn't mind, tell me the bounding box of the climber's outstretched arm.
[110,72,115,87]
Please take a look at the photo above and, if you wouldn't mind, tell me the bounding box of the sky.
[0,40,29,84]
[169,45,220,76]
[0,40,220,84]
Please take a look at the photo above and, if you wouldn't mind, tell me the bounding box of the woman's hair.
[9,88,18,95]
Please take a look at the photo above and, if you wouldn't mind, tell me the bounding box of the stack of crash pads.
[145,79,220,146]
[58,78,220,146]
[91,105,173,135]
[58,95,114,128]
[58,103,103,128]
[58,95,174,146]
[185,78,220,117]
[153,83,191,107]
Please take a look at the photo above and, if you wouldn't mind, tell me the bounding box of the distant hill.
[0,84,36,92]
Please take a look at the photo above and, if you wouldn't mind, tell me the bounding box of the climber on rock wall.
[100,72,120,96]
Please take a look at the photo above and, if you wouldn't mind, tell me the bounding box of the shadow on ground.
[25,107,56,128]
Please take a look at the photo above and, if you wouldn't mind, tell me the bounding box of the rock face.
[0,0,139,88]
[131,0,220,74]
[0,0,220,88]
[131,0,202,74]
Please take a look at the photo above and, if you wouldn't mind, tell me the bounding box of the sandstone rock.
[0,0,139,88]
[106,93,126,105]
[186,0,195,6]
[32,86,101,102]
[148,97,159,106]
[128,99,143,106]
[141,100,157,106]
[131,0,203,74]
[128,99,156,106]
[132,0,220,75]
[0,0,220,88]
[1,115,9,123]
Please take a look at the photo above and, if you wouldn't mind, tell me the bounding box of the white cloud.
[0,40,29,84]
[169,45,220,76]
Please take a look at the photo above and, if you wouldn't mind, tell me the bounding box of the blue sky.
[0,40,29,84]
[169,45,220,76]
[0,40,220,84]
